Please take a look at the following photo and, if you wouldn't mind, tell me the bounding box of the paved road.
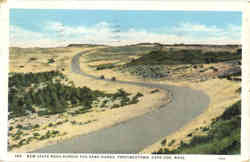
[34,50,210,154]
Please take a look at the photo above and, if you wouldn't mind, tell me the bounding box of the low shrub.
[13,135,21,140]
[48,58,55,64]
[150,89,160,94]
[161,139,167,146]
[9,126,14,131]
[111,104,120,109]
[29,57,37,61]
[33,132,40,137]
[201,127,209,132]
[33,124,40,129]
[56,121,63,125]
[51,130,59,135]
[168,139,175,147]
[100,75,105,79]
[38,111,50,116]
[96,63,115,70]
[18,139,26,145]
[16,124,23,129]
[219,100,241,120]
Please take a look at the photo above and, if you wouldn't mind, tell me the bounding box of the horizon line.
[9,42,242,49]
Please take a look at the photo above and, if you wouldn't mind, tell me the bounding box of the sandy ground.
[9,47,169,152]
[0,0,7,3]
[140,78,240,153]
[9,46,240,154]
[78,52,147,86]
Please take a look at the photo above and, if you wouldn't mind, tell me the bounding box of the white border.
[244,2,250,161]
[241,4,249,161]
[8,0,247,11]
[0,0,248,162]
[0,1,9,161]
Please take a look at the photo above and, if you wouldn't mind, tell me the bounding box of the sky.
[10,9,242,47]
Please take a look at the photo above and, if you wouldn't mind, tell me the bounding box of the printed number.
[15,154,22,158]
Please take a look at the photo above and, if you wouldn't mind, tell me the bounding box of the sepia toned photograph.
[8,8,242,155]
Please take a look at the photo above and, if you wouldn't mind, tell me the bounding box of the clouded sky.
[10,9,242,47]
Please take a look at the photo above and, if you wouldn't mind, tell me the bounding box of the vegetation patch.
[86,46,158,62]
[8,129,61,150]
[70,119,97,126]
[153,100,241,155]
[92,90,144,109]
[8,71,144,119]
[150,89,160,94]
[121,49,241,79]
[124,49,241,66]
[91,63,116,71]
[120,65,168,79]
[48,58,55,64]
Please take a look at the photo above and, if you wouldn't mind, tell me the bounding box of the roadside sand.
[140,78,240,153]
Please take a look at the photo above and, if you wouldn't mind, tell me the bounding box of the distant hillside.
[132,43,241,48]
[124,49,241,67]
[9,47,71,55]
[66,44,104,48]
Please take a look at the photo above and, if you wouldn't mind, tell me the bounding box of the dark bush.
[96,63,115,70]
[33,124,40,129]
[236,48,242,55]
[16,124,23,129]
[100,75,105,79]
[29,57,37,61]
[150,89,160,94]
[9,126,14,131]
[38,111,50,116]
[56,121,63,125]
[236,88,241,94]
[111,104,120,109]
[51,130,59,135]
[33,132,40,137]
[189,135,211,145]
[168,139,176,147]
[220,101,241,120]
[201,127,209,132]
[135,92,143,98]
[48,58,55,64]
[13,135,21,140]
[161,139,167,146]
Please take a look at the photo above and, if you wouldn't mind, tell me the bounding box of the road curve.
[34,50,210,154]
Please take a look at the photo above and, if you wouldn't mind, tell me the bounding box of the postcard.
[0,0,248,162]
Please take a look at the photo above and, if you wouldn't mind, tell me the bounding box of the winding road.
[34,50,210,153]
